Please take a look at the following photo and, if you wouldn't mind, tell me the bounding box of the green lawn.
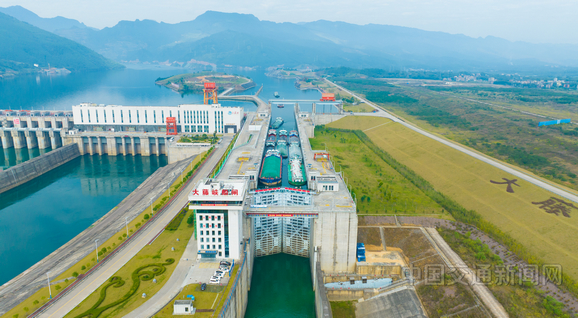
[153,265,239,318]
[64,209,196,318]
[330,301,357,318]
[310,126,447,216]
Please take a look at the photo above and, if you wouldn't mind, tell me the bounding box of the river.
[0,67,321,316]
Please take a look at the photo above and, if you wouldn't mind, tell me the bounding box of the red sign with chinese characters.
[192,188,241,196]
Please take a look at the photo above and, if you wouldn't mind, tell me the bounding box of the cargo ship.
[278,130,288,142]
[266,129,277,147]
[288,158,307,186]
[271,117,284,129]
[276,140,288,158]
[289,130,299,145]
[289,143,302,161]
[259,150,282,186]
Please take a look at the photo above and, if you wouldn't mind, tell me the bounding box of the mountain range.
[0,10,120,74]
[3,6,578,73]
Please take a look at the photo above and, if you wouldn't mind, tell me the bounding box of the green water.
[245,254,315,318]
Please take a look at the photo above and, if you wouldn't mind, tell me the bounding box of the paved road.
[37,136,232,318]
[424,228,508,318]
[0,158,191,315]
[326,79,578,204]
[123,237,198,318]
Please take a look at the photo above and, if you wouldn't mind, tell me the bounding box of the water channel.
[245,254,315,318]
[0,67,321,315]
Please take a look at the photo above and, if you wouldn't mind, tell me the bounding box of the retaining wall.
[0,143,80,194]
[220,238,253,318]
[315,261,333,318]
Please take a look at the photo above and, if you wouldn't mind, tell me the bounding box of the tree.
[144,214,150,220]
[72,272,79,278]
[187,215,194,225]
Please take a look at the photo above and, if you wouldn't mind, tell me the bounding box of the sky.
[1,0,577,44]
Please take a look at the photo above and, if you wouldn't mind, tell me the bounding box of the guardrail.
[210,133,239,178]
[28,150,217,317]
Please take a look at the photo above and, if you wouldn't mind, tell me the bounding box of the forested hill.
[0,12,121,74]
[49,10,578,72]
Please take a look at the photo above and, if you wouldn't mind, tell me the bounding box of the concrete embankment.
[219,241,253,318]
[0,155,196,315]
[0,143,80,194]
[314,261,333,318]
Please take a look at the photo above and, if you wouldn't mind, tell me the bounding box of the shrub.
[33,300,39,305]
[81,266,86,271]
[166,209,187,231]
[55,285,61,290]
[72,258,175,318]
[187,215,194,225]
[73,272,79,278]
[135,223,142,228]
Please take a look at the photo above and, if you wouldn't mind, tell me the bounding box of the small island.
[155,72,255,95]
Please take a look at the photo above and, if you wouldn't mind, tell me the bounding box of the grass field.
[342,104,374,112]
[332,77,578,191]
[330,301,357,318]
[310,126,447,216]
[153,265,240,318]
[328,116,578,283]
[439,228,567,318]
[63,208,195,318]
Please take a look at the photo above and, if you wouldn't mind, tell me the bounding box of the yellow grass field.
[329,116,578,281]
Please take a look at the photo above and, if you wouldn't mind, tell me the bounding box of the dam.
[185,95,354,318]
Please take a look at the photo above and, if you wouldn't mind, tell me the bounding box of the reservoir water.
[245,254,315,318]
[0,67,322,294]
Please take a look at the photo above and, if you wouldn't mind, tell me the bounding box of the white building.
[173,300,194,315]
[72,103,243,134]
[188,178,248,260]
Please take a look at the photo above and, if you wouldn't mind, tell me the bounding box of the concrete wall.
[327,289,365,301]
[168,143,211,164]
[313,212,358,273]
[220,219,253,318]
[313,114,346,126]
[0,143,80,194]
[356,264,402,277]
[64,134,168,156]
[315,260,333,318]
